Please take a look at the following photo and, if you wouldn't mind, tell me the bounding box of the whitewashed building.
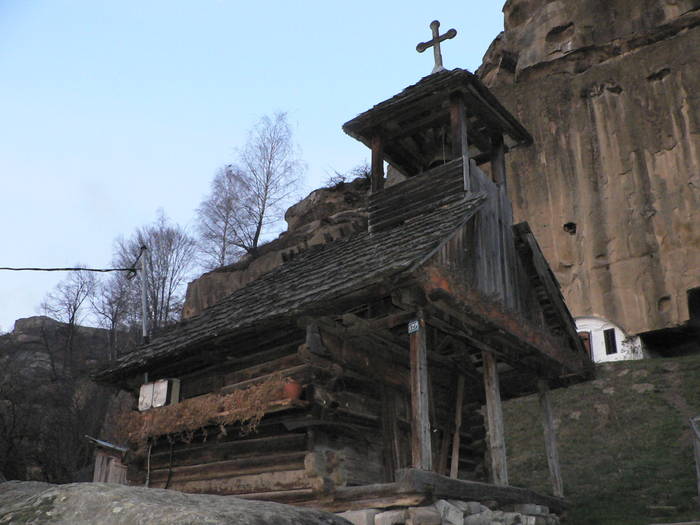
[575,316,648,363]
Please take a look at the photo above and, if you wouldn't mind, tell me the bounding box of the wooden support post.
[409,316,432,471]
[482,351,508,486]
[449,374,465,478]
[370,134,385,194]
[381,385,398,482]
[538,380,564,497]
[449,93,470,192]
[491,133,506,190]
[689,417,700,508]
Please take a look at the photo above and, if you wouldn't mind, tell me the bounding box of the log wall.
[126,320,487,499]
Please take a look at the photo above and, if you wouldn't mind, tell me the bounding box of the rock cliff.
[0,318,115,482]
[183,177,369,319]
[478,0,700,335]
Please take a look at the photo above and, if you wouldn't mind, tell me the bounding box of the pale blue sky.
[0,1,505,331]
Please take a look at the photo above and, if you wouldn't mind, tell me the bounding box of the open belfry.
[96,21,592,519]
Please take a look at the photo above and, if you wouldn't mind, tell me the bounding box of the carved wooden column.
[449,93,470,192]
[409,315,432,471]
[370,133,385,193]
[538,379,564,497]
[482,351,508,485]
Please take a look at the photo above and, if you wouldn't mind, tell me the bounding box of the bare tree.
[196,112,303,263]
[114,211,197,334]
[40,268,96,373]
[196,166,251,269]
[91,271,138,359]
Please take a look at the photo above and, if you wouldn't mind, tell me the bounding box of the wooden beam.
[691,417,700,509]
[449,374,465,478]
[538,380,563,497]
[409,315,432,471]
[482,351,508,486]
[449,93,470,192]
[371,134,385,193]
[395,468,566,513]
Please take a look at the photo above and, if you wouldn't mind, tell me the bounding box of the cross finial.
[416,20,457,74]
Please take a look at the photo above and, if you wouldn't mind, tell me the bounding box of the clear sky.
[0,1,505,332]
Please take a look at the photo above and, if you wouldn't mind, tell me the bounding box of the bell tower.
[342,21,532,198]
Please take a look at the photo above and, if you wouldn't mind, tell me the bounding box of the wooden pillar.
[449,93,470,192]
[491,133,507,191]
[449,374,465,478]
[409,316,432,471]
[482,351,508,485]
[690,417,700,508]
[538,380,564,497]
[370,134,385,194]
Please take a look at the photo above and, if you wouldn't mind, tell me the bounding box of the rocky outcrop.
[0,318,116,483]
[183,177,369,319]
[478,0,700,335]
[0,481,350,525]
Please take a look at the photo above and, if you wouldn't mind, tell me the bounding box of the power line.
[0,267,135,273]
[1,246,148,276]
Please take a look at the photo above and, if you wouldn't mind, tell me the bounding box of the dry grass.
[120,373,285,445]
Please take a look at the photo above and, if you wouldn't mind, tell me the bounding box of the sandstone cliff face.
[479,0,700,335]
[183,178,369,319]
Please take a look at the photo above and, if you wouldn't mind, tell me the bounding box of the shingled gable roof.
[95,191,487,382]
[342,69,533,161]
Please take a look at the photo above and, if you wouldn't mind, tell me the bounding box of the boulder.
[0,481,351,525]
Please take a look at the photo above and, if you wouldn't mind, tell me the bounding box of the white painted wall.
[575,316,648,363]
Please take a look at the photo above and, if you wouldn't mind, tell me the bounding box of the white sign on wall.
[138,379,181,411]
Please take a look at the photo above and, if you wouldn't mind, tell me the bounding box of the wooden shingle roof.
[95,192,486,382]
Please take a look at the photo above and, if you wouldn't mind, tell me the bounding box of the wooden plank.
[449,94,470,191]
[371,134,385,193]
[166,468,310,495]
[396,468,565,513]
[149,433,308,469]
[381,385,397,482]
[450,375,466,479]
[482,351,508,486]
[491,133,506,187]
[235,488,315,504]
[690,417,700,508]
[146,451,307,484]
[538,380,564,497]
[449,94,468,159]
[409,316,432,471]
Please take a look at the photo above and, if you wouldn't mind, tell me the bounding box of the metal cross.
[416,20,457,74]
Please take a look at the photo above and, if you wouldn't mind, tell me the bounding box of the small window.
[603,328,618,355]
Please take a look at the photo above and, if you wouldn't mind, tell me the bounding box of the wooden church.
[96,22,592,514]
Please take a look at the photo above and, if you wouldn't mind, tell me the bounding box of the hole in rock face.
[647,68,671,82]
[546,22,575,43]
[563,222,577,235]
[658,296,672,313]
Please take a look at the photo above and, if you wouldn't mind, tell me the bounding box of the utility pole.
[140,245,150,344]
